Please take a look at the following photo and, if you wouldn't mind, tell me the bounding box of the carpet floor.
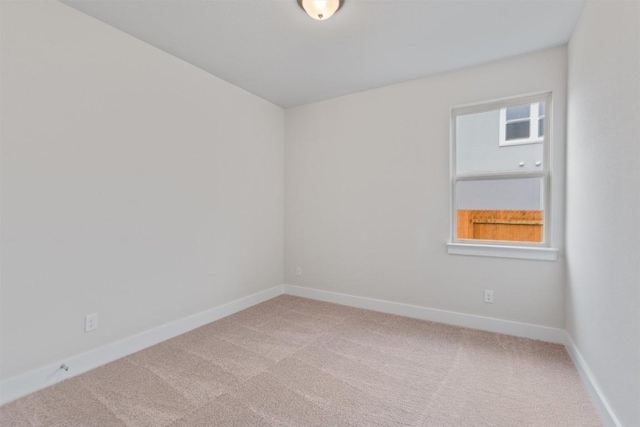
[0,295,600,426]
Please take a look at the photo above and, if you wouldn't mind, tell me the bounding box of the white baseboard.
[283,285,623,424]
[0,285,284,406]
[564,333,621,427]
[283,285,565,343]
[1,283,621,427]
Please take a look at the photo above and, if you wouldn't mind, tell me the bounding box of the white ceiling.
[62,0,585,108]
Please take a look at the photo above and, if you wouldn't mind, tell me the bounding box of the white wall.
[0,1,284,380]
[285,47,567,328]
[566,1,640,426]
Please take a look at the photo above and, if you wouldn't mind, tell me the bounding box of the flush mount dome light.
[297,0,344,21]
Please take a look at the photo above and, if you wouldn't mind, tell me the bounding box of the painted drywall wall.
[0,1,284,380]
[566,1,640,425]
[285,47,567,328]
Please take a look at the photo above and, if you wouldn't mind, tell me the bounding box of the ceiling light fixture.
[297,0,344,21]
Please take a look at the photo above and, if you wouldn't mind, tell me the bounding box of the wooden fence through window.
[457,210,543,243]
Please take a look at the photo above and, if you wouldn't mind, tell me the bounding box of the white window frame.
[447,92,557,261]
[499,102,544,146]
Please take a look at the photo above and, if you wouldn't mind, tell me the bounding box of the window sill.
[447,243,558,261]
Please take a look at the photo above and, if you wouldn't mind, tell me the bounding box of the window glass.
[538,103,545,137]
[506,121,530,140]
[456,111,543,174]
[499,101,546,145]
[457,177,543,211]
[456,178,544,243]
[506,104,530,121]
[453,95,549,246]
[538,118,544,137]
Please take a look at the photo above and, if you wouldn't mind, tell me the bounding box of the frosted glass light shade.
[298,0,344,21]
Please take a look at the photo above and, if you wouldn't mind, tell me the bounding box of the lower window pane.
[456,178,543,243]
[506,121,530,140]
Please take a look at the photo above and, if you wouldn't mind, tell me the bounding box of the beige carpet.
[1,295,600,426]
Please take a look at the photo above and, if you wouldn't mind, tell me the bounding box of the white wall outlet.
[484,290,494,304]
[85,313,98,332]
[295,266,302,276]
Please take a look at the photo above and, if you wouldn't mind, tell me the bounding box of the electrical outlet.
[295,266,302,277]
[484,290,494,304]
[85,313,98,332]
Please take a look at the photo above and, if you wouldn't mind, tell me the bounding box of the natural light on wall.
[297,0,344,20]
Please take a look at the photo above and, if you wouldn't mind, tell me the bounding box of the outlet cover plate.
[85,313,98,332]
[484,290,494,304]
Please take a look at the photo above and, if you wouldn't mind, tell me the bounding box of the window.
[448,93,557,260]
[499,102,544,146]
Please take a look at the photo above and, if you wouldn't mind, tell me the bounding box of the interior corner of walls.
[2,0,287,390]
[0,285,285,405]
[283,285,565,344]
[564,332,623,427]
[564,1,640,426]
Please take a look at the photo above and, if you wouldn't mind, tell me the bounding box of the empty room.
[1,0,638,426]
